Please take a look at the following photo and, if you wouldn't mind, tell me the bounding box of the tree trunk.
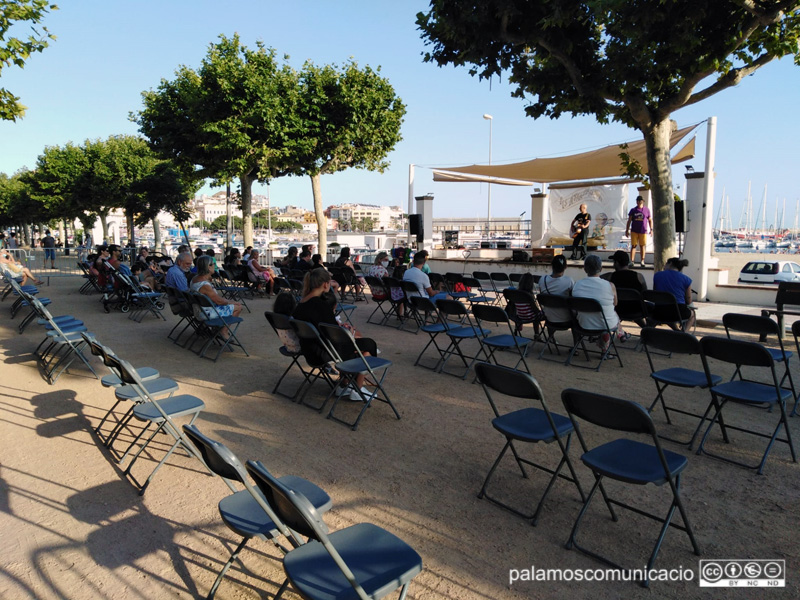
[240,174,255,248]
[58,220,66,245]
[152,216,162,252]
[99,212,109,242]
[641,118,678,270]
[311,174,327,260]
[126,210,136,250]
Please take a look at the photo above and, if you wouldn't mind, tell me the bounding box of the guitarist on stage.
[569,204,591,260]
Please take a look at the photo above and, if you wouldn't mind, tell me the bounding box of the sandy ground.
[2,260,799,599]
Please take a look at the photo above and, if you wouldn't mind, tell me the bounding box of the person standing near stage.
[625,195,653,267]
[569,204,591,260]
[41,230,57,269]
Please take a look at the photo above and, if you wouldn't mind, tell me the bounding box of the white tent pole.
[408,164,414,246]
[698,116,716,300]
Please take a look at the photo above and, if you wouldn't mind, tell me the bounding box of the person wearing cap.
[625,196,653,267]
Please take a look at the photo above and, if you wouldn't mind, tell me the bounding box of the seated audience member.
[403,251,448,303]
[505,272,542,335]
[295,249,313,271]
[413,249,432,274]
[572,254,627,349]
[272,291,301,353]
[193,247,205,266]
[224,248,242,268]
[247,249,275,296]
[367,251,404,315]
[537,254,574,325]
[0,248,44,285]
[190,256,242,337]
[93,246,112,287]
[293,268,378,401]
[136,246,149,264]
[281,246,298,269]
[334,247,366,293]
[311,253,326,270]
[653,256,696,332]
[143,257,164,290]
[603,250,647,292]
[205,248,219,272]
[242,246,253,262]
[165,251,193,291]
[131,262,146,284]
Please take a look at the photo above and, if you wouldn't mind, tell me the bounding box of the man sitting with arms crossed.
[165,251,193,291]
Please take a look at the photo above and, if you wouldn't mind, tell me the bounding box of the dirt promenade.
[1,274,798,599]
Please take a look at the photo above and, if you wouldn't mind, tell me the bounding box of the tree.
[193,219,212,229]
[211,214,242,230]
[0,0,57,121]
[134,34,305,248]
[273,219,302,232]
[417,1,800,268]
[292,60,405,253]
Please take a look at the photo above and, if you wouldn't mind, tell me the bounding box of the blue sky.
[1,1,798,227]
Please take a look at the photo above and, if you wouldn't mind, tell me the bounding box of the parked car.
[738,260,800,284]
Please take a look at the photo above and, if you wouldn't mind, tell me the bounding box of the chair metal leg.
[207,537,249,600]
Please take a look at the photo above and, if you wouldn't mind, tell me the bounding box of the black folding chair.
[615,287,649,349]
[697,336,797,474]
[472,304,534,374]
[319,323,399,430]
[641,327,725,448]
[245,460,423,600]
[472,271,500,304]
[561,388,701,587]
[182,425,332,600]
[363,275,392,325]
[475,363,584,524]
[289,319,339,412]
[566,296,623,370]
[264,311,308,400]
[535,293,574,362]
[722,313,797,406]
[191,293,248,362]
[644,290,691,332]
[435,299,490,379]
[791,319,800,416]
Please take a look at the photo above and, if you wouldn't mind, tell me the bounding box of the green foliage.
[210,215,243,230]
[193,219,212,229]
[273,220,302,232]
[0,0,58,120]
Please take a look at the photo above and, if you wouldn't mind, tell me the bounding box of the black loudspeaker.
[408,214,421,235]
[512,250,530,262]
[675,200,687,233]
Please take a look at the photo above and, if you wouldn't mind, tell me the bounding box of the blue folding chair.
[561,388,701,587]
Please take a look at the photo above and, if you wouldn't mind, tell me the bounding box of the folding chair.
[363,275,392,325]
[566,296,623,370]
[380,276,405,328]
[408,296,456,371]
[790,319,800,416]
[165,286,199,345]
[264,311,308,400]
[472,271,499,304]
[503,288,545,339]
[182,425,332,600]
[561,388,701,587]
[722,313,797,405]
[104,353,206,495]
[434,299,490,379]
[472,304,534,374]
[334,301,357,328]
[427,272,446,294]
[191,292,248,362]
[462,276,492,305]
[30,298,98,384]
[475,363,585,524]
[535,293,574,362]
[697,336,797,474]
[319,323,400,430]
[117,273,166,322]
[615,287,649,349]
[444,272,474,300]
[644,290,691,332]
[641,327,724,448]
[82,334,161,445]
[490,272,512,301]
[216,268,252,313]
[289,319,339,412]
[245,460,423,600]
[399,280,425,333]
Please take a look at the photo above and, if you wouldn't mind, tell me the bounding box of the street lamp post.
[483,114,493,238]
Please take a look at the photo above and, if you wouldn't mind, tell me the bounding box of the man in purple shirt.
[625,196,653,267]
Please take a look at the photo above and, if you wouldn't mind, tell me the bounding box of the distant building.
[327,203,404,231]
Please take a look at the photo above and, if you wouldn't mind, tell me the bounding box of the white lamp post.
[483,113,493,237]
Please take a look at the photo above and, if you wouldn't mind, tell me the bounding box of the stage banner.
[544,184,628,249]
